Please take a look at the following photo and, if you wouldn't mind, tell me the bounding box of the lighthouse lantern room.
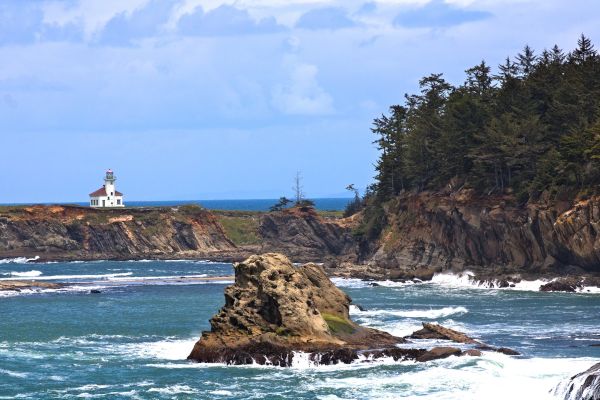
[89,169,125,208]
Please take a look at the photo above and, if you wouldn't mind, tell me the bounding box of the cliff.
[0,205,237,261]
[257,207,358,262]
[362,191,600,279]
[0,204,358,263]
[2,194,599,282]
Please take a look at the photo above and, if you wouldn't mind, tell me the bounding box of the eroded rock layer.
[188,253,406,366]
[365,192,600,278]
[0,205,236,261]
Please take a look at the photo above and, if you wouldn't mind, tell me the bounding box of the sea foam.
[349,305,468,319]
[2,270,42,278]
[0,256,39,264]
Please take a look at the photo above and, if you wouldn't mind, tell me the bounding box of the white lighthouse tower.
[89,169,125,208]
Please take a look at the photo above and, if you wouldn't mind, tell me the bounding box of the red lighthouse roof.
[89,187,123,197]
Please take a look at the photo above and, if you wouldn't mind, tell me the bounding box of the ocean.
[1,258,599,399]
[2,198,353,212]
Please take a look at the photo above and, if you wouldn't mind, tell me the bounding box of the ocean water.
[2,198,353,212]
[1,259,600,399]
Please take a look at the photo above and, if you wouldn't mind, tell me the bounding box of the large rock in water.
[188,253,439,366]
[554,362,600,400]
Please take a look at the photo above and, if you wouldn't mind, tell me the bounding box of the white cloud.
[272,60,334,115]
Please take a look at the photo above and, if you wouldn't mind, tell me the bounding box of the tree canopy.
[371,35,600,204]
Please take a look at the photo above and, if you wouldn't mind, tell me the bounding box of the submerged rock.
[554,362,600,400]
[416,347,462,362]
[188,253,471,367]
[409,323,480,344]
[540,278,583,292]
[408,323,520,356]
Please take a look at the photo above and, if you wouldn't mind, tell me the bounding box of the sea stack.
[188,253,407,366]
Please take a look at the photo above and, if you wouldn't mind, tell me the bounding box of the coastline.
[2,255,599,294]
[2,197,599,289]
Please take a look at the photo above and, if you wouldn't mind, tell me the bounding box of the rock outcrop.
[409,323,479,344]
[0,280,63,292]
[408,323,520,355]
[0,205,237,261]
[188,253,405,366]
[553,362,600,400]
[365,192,600,278]
[258,207,358,262]
[188,253,485,366]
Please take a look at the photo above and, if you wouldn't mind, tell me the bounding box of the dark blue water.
[1,198,353,211]
[1,260,599,399]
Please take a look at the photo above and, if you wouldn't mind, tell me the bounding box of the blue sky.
[1,0,599,203]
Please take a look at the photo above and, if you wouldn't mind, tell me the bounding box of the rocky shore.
[0,205,240,262]
[187,253,517,366]
[0,280,63,292]
[361,192,600,281]
[1,193,599,287]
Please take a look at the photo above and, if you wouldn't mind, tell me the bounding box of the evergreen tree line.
[371,35,600,204]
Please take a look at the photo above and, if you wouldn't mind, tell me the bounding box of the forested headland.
[369,35,600,206]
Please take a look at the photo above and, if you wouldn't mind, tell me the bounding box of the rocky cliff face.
[188,253,405,366]
[0,205,236,261]
[365,191,600,278]
[257,207,358,262]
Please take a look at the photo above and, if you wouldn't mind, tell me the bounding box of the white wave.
[73,384,111,392]
[579,286,600,294]
[5,270,42,278]
[112,338,197,361]
[304,353,599,399]
[0,368,29,378]
[332,277,421,289]
[430,272,600,294]
[108,274,209,282]
[291,351,406,370]
[350,305,468,319]
[0,256,39,264]
[210,390,233,396]
[148,385,197,395]
[0,272,132,281]
[0,284,113,298]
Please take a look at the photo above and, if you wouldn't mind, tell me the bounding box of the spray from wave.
[3,270,43,278]
[350,305,468,319]
[0,256,39,264]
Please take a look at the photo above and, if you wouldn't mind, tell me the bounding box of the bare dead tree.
[292,171,304,204]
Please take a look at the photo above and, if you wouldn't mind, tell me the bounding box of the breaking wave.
[2,270,42,278]
[350,305,468,319]
[0,256,39,264]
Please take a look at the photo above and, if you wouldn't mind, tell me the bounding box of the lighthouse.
[89,169,125,208]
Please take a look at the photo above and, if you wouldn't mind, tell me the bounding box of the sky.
[1,0,599,203]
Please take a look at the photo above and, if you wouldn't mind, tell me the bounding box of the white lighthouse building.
[89,169,124,208]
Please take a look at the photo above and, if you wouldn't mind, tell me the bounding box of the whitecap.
[7,270,42,278]
[109,338,198,361]
[305,353,600,399]
[0,368,28,378]
[350,305,468,319]
[148,384,197,395]
[210,390,233,396]
[0,272,132,281]
[0,256,39,264]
